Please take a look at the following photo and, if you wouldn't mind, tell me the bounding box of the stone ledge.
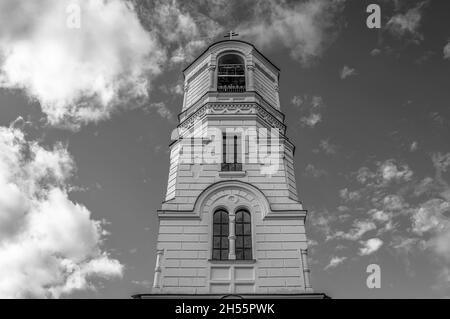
[208,259,256,265]
[218,171,247,178]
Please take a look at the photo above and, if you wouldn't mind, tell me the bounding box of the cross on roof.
[224,31,239,40]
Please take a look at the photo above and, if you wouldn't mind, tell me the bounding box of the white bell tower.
[137,38,326,299]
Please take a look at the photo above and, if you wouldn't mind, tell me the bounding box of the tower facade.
[148,40,321,298]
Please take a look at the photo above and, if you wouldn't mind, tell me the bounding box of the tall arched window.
[212,209,229,260]
[217,54,245,93]
[235,210,252,260]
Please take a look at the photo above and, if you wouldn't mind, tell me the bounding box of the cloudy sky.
[0,0,449,298]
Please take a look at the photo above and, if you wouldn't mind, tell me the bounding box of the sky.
[0,0,449,299]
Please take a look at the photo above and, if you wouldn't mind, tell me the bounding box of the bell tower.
[140,39,326,298]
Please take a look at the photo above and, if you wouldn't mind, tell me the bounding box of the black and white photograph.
[0,0,450,311]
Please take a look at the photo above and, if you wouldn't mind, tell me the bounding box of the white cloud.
[356,160,413,188]
[432,153,450,173]
[412,199,450,236]
[332,220,376,241]
[411,199,450,263]
[339,188,361,202]
[359,238,383,256]
[379,160,413,183]
[318,139,337,155]
[327,155,450,291]
[324,256,347,270]
[239,0,345,66]
[304,164,327,178]
[172,84,184,95]
[302,113,322,127]
[356,167,376,184]
[310,211,337,240]
[170,40,207,64]
[370,209,391,223]
[410,141,419,152]
[0,0,166,130]
[340,65,357,79]
[291,95,304,107]
[149,102,174,122]
[370,48,381,56]
[136,0,223,65]
[382,194,407,211]
[0,125,122,298]
[150,0,201,44]
[293,95,326,128]
[444,41,450,60]
[386,2,427,42]
[159,83,184,96]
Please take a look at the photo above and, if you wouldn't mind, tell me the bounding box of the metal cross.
[224,31,239,40]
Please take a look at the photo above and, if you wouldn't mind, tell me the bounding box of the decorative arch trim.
[194,180,270,219]
[158,180,306,220]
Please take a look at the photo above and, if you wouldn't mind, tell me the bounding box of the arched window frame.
[234,209,252,260]
[212,209,229,260]
[216,52,246,93]
[210,205,254,262]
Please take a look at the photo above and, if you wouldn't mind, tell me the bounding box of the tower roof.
[182,39,280,75]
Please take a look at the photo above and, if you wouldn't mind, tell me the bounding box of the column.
[300,249,313,292]
[247,64,255,91]
[153,249,164,288]
[208,64,216,91]
[228,213,236,260]
[274,82,280,108]
[182,83,189,109]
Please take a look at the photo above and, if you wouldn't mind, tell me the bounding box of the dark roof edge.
[182,39,280,74]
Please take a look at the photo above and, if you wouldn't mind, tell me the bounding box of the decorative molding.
[179,103,286,134]
[157,181,305,219]
[202,187,262,216]
[180,90,284,122]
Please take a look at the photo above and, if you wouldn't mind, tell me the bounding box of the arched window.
[235,210,252,260]
[212,209,229,260]
[217,54,245,93]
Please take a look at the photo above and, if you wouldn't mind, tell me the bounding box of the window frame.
[234,209,253,260]
[212,209,230,260]
[221,132,243,172]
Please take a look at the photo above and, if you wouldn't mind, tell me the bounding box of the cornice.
[178,102,287,135]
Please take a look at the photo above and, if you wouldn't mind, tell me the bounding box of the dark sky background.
[0,0,449,298]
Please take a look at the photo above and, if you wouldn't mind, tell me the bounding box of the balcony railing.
[221,163,243,172]
[217,85,246,93]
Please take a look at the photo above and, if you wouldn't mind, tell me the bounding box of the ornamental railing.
[221,163,243,172]
[217,85,246,93]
